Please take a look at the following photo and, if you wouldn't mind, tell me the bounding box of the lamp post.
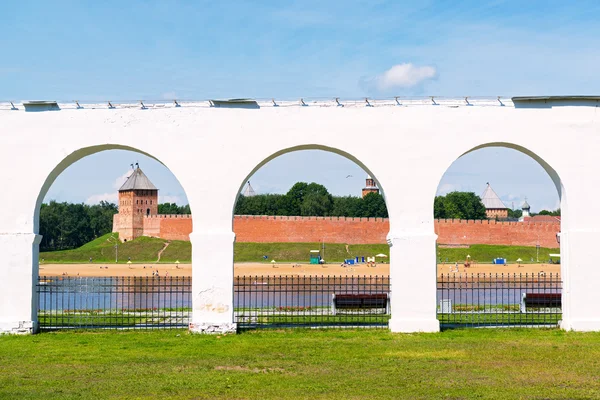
[107,235,118,263]
[536,233,540,263]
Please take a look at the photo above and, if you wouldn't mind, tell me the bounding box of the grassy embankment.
[40,232,559,264]
[1,329,599,399]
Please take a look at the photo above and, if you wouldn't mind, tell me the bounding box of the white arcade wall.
[0,97,599,334]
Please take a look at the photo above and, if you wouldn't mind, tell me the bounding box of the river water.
[37,276,562,311]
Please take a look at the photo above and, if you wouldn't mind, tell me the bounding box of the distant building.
[362,175,379,198]
[480,183,508,219]
[112,165,158,241]
[243,181,256,197]
[519,199,531,221]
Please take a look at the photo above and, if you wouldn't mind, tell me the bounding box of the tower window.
[146,208,150,216]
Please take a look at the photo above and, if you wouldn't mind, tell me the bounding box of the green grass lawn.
[0,329,599,399]
[438,244,560,264]
[40,235,559,265]
[40,233,169,263]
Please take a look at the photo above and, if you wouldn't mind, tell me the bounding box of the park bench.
[520,293,561,313]
[331,293,389,315]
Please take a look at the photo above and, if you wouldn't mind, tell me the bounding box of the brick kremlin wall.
[433,218,559,248]
[142,214,193,241]
[234,215,389,244]
[133,215,560,247]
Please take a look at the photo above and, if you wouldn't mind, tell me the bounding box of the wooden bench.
[331,293,389,315]
[520,293,561,313]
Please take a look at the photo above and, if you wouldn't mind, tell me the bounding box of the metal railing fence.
[37,276,191,330]
[437,273,562,328]
[233,275,391,329]
[37,273,563,331]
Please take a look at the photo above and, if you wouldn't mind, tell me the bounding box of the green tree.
[285,182,309,216]
[235,182,388,218]
[158,203,191,214]
[434,192,487,220]
[507,208,523,219]
[360,192,388,218]
[536,208,560,216]
[433,196,447,219]
[39,201,118,251]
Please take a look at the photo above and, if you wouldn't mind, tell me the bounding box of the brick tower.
[113,165,158,241]
[362,175,380,198]
[480,183,508,219]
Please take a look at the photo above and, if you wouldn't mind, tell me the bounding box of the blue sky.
[5,1,596,211]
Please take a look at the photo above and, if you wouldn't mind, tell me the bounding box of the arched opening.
[231,145,392,329]
[434,143,564,329]
[35,145,193,331]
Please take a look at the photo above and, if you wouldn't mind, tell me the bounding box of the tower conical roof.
[243,181,256,197]
[480,183,506,209]
[119,167,157,191]
[522,199,530,210]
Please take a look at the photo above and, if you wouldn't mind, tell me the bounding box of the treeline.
[434,192,487,220]
[40,201,118,251]
[235,182,388,218]
[157,203,191,214]
[535,208,561,216]
[434,191,560,220]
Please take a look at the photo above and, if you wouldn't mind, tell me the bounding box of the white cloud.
[85,170,132,205]
[362,63,437,93]
[436,183,461,196]
[160,195,181,204]
[86,193,118,205]
[161,91,177,100]
[113,170,132,190]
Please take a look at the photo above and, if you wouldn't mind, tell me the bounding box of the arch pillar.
[559,229,600,331]
[387,230,440,333]
[188,230,236,334]
[0,233,41,334]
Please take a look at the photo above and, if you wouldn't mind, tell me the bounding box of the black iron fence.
[234,275,391,329]
[37,276,191,330]
[437,273,562,328]
[37,273,563,331]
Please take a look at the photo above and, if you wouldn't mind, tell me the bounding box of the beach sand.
[38,261,561,278]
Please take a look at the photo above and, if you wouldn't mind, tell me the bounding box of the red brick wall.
[118,215,561,247]
[234,216,389,244]
[232,216,559,247]
[142,215,193,241]
[434,219,559,247]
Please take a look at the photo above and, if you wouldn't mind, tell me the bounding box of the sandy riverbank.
[38,261,561,277]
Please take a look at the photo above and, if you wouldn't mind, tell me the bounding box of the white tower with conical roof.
[243,181,256,197]
[521,198,531,220]
[480,183,508,219]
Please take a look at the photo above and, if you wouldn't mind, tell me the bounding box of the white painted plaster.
[1,98,599,333]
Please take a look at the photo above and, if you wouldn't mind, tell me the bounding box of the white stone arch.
[433,141,566,223]
[190,143,393,334]
[231,143,390,221]
[34,143,194,232]
[23,144,192,332]
[432,141,569,327]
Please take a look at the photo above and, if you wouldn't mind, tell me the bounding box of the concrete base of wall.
[388,318,440,333]
[0,320,36,334]
[189,322,237,334]
[561,320,600,331]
